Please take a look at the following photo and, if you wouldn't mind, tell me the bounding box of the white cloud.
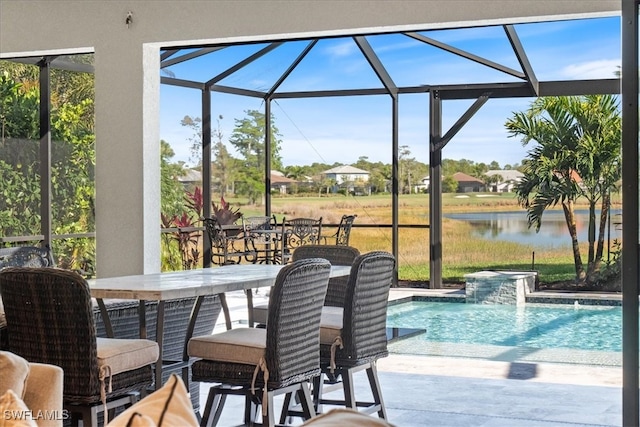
[323,41,357,58]
[561,59,620,80]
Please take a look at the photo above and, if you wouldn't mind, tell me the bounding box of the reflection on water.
[445,209,622,248]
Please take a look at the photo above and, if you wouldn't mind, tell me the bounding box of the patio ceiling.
[159,17,620,100]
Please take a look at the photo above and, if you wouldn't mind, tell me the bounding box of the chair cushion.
[0,351,30,399]
[252,303,269,325]
[107,374,198,427]
[188,328,265,365]
[0,389,37,427]
[96,338,159,375]
[255,305,343,337]
[319,306,343,345]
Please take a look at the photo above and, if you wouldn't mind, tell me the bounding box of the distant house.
[485,169,524,192]
[322,165,370,184]
[322,165,370,195]
[453,172,485,193]
[415,176,430,193]
[176,168,202,187]
[270,170,296,194]
[415,175,443,193]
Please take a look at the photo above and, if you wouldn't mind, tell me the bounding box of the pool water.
[386,301,623,366]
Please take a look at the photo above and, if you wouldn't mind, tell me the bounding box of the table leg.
[218,293,232,330]
[180,295,205,392]
[138,300,147,339]
[245,289,254,327]
[96,298,114,338]
[155,301,165,390]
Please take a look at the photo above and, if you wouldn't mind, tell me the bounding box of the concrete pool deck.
[204,289,624,426]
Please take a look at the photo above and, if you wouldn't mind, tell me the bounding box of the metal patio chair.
[276,217,323,265]
[321,215,357,246]
[244,215,280,264]
[203,217,256,265]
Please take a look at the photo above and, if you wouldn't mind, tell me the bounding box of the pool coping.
[389,287,623,306]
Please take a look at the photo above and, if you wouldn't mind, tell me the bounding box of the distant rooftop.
[323,165,369,174]
[485,169,524,181]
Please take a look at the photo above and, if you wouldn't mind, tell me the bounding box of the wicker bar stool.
[313,251,395,420]
[0,267,159,427]
[188,258,331,427]
[252,245,360,327]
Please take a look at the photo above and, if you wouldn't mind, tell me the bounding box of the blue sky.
[160,15,620,170]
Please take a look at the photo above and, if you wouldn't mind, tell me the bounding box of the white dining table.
[88,263,351,389]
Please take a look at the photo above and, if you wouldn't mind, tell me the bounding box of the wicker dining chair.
[0,267,159,427]
[188,258,332,427]
[0,245,56,350]
[313,251,395,419]
[93,295,222,414]
[251,245,361,327]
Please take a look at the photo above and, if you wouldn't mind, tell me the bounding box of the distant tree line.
[173,109,524,197]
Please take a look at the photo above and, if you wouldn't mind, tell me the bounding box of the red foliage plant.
[212,196,242,225]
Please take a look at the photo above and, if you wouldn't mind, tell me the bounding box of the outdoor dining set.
[203,214,357,267]
[0,212,398,427]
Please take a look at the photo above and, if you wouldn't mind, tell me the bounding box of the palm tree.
[505,95,621,284]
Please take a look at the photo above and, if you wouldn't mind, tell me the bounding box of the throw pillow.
[107,374,198,427]
[301,408,396,426]
[0,352,30,399]
[0,389,37,427]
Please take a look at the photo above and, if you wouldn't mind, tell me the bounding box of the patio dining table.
[88,263,351,389]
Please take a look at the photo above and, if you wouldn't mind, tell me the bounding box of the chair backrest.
[243,215,275,231]
[335,215,357,246]
[0,245,55,268]
[244,215,276,246]
[292,245,360,307]
[0,267,102,398]
[265,258,331,384]
[203,217,223,247]
[340,251,396,364]
[283,217,323,249]
[203,217,225,265]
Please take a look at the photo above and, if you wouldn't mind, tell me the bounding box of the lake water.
[445,209,622,248]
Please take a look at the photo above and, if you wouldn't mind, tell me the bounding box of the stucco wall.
[0,1,620,54]
[0,0,620,277]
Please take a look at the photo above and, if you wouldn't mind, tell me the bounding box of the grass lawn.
[230,192,621,286]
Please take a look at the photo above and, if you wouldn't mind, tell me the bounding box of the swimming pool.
[386,301,622,366]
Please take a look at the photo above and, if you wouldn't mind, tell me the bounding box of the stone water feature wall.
[464,271,537,305]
